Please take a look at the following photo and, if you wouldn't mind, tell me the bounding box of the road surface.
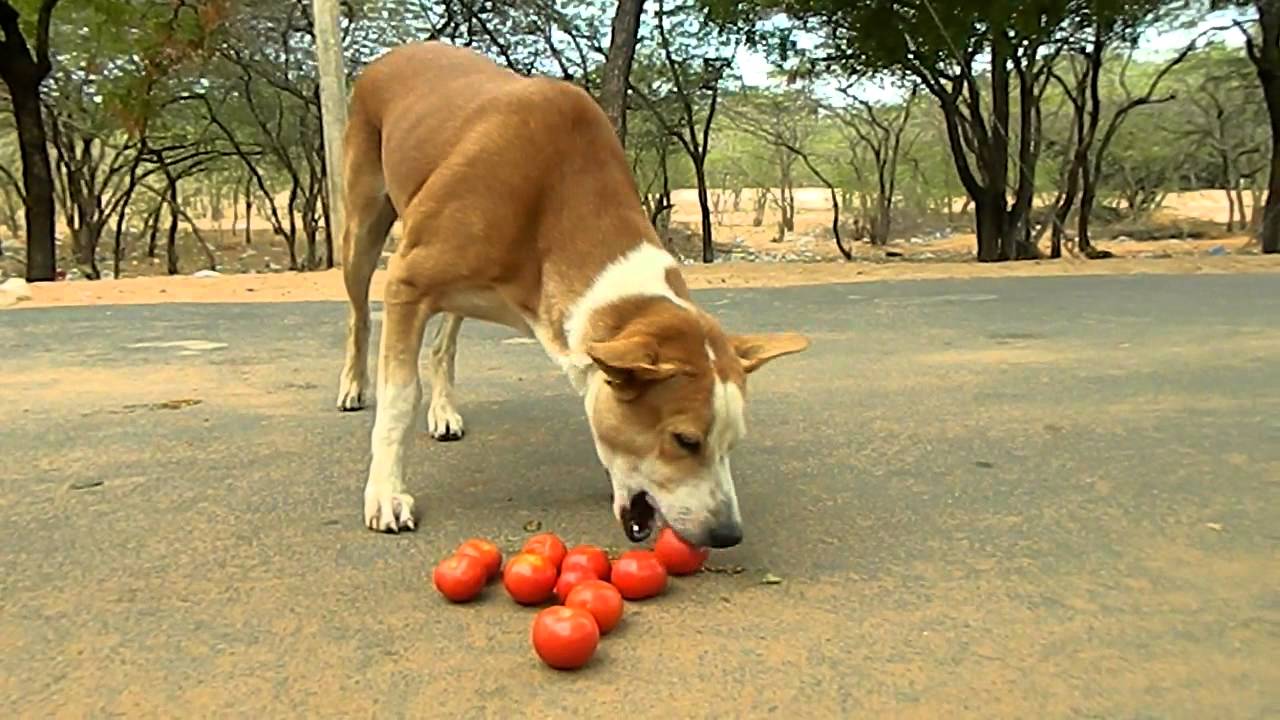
[2,274,1278,717]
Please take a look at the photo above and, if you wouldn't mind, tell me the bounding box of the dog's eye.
[673,433,702,454]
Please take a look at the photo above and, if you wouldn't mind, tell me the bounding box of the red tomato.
[531,605,599,670]
[502,552,558,605]
[455,538,503,579]
[521,533,567,570]
[562,545,611,581]
[565,580,624,634]
[554,566,598,603]
[653,527,710,576]
[610,550,667,600]
[432,553,488,603]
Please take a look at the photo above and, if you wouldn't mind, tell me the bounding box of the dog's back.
[348,42,621,217]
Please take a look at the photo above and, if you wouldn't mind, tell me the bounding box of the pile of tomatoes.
[432,527,711,670]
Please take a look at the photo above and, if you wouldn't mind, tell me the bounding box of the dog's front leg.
[364,291,432,532]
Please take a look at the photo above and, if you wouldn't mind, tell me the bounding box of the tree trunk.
[166,176,180,275]
[1050,149,1084,260]
[146,201,161,258]
[778,150,795,232]
[1050,183,1077,259]
[244,174,253,245]
[1008,58,1042,260]
[1220,154,1238,232]
[935,80,1007,262]
[599,0,645,144]
[4,74,57,281]
[170,200,216,271]
[1231,181,1247,235]
[1252,0,1280,253]
[73,222,99,279]
[0,0,61,281]
[1263,144,1280,253]
[652,145,672,237]
[285,180,300,270]
[988,32,1013,262]
[110,170,139,278]
[1249,185,1264,231]
[751,189,767,227]
[320,173,335,269]
[1078,171,1097,256]
[827,186,850,260]
[693,160,713,263]
[112,202,128,278]
[230,178,240,238]
[303,190,319,271]
[975,197,1006,262]
[871,197,891,246]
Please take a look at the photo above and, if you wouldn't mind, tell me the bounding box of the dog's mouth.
[620,491,658,543]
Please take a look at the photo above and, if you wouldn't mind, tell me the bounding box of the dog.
[335,42,809,548]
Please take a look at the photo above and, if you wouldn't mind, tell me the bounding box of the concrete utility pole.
[312,0,347,264]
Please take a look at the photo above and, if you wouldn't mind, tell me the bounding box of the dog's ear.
[729,332,810,373]
[586,336,684,389]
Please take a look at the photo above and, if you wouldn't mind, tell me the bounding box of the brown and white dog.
[336,42,808,548]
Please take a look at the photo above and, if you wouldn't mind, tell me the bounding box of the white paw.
[427,399,465,441]
[364,488,416,532]
[337,372,370,411]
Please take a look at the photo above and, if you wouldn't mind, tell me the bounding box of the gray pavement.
[2,274,1278,717]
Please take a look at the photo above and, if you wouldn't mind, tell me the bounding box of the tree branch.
[34,0,58,74]
[0,160,23,200]
[1234,19,1260,66]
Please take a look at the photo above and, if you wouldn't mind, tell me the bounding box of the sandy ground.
[3,252,1278,310]
[670,187,1257,260]
[1,188,1272,310]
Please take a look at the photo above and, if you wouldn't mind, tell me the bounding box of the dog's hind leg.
[426,312,465,441]
[337,112,398,411]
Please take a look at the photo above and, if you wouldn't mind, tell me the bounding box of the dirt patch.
[0,188,1265,284]
[918,346,1070,367]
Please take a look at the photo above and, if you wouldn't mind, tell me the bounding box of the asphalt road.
[2,274,1278,718]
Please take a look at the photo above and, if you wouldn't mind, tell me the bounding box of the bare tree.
[1050,21,1206,258]
[831,85,919,246]
[1179,50,1267,232]
[725,89,852,259]
[630,116,675,237]
[191,0,335,270]
[144,147,220,275]
[631,0,734,263]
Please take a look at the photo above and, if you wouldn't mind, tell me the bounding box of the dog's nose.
[706,522,743,549]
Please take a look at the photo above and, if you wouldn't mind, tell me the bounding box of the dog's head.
[582,297,808,549]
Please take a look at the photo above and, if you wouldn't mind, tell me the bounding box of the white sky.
[733,8,1252,104]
